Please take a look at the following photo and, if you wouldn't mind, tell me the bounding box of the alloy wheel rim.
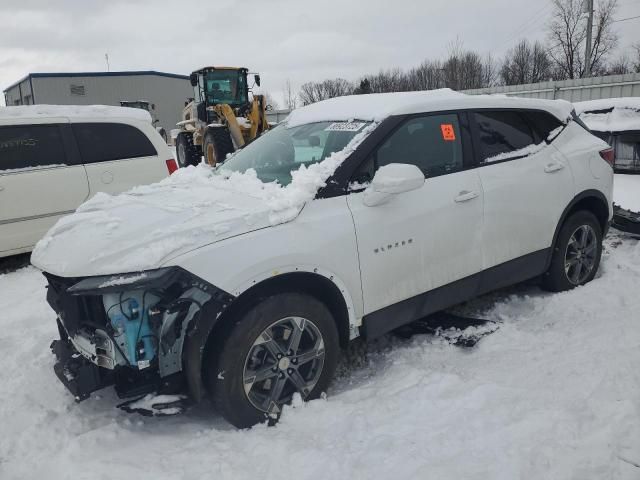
[564,224,597,285]
[243,316,325,415]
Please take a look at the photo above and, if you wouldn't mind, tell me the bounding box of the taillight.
[599,148,615,168]
[165,158,178,175]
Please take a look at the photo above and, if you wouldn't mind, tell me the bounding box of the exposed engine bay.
[45,267,234,414]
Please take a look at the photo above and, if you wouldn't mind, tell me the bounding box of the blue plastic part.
[104,293,157,367]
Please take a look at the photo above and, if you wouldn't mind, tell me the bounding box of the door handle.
[544,162,565,173]
[454,190,479,203]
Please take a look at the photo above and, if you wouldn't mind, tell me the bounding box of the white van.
[0,105,177,258]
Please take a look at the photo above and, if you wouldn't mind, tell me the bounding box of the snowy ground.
[1,178,639,479]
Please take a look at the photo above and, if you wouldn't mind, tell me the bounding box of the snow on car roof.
[286,89,574,127]
[0,104,152,122]
[574,97,640,133]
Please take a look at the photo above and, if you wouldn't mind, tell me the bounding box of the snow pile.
[614,173,640,211]
[2,234,640,478]
[485,141,548,163]
[0,104,152,122]
[575,97,640,133]
[31,123,376,276]
[287,89,573,127]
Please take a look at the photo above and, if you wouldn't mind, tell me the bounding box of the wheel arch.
[547,189,610,268]
[183,270,356,402]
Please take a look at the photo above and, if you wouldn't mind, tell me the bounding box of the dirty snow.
[575,97,640,133]
[2,233,640,479]
[30,123,377,277]
[0,104,152,122]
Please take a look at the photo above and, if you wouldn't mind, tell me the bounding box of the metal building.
[464,72,640,102]
[3,71,193,133]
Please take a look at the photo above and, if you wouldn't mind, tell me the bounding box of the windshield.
[204,70,247,106]
[218,121,370,186]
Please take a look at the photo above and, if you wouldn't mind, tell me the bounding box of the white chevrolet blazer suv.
[31,90,614,428]
[0,105,176,258]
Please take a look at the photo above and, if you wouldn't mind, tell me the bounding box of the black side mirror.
[189,73,198,87]
[254,74,261,87]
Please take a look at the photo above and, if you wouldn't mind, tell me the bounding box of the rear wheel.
[207,293,339,428]
[203,128,234,166]
[542,210,603,292]
[176,133,200,167]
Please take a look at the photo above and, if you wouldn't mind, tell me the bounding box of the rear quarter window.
[520,110,564,141]
[474,110,536,163]
[72,123,156,164]
[0,124,67,171]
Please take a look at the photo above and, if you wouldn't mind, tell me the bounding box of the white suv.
[0,105,177,258]
[31,90,613,428]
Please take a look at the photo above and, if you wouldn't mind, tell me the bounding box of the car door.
[471,109,575,272]
[0,122,89,255]
[72,122,166,195]
[346,112,484,332]
[0,119,89,256]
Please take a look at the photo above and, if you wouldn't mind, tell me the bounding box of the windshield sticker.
[440,124,456,141]
[325,122,366,132]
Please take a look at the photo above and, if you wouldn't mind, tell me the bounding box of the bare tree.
[441,42,493,90]
[547,0,619,79]
[282,79,297,110]
[633,43,640,73]
[607,54,630,75]
[501,40,553,85]
[298,78,354,105]
[262,92,279,110]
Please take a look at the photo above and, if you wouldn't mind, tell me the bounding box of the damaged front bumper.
[45,267,234,409]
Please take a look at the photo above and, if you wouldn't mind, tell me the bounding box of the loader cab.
[190,67,253,122]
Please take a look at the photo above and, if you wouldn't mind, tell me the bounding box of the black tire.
[203,127,234,166]
[541,210,603,292]
[207,292,339,428]
[176,133,200,167]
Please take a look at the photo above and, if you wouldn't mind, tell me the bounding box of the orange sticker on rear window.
[440,124,456,141]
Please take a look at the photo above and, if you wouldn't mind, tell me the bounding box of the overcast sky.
[1,0,638,107]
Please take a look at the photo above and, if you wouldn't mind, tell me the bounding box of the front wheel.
[207,293,339,428]
[203,128,234,166]
[542,210,603,292]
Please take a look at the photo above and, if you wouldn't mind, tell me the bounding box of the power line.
[612,14,640,23]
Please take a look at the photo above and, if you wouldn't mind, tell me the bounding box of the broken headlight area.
[45,267,234,412]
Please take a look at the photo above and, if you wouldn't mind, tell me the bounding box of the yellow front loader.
[175,67,269,167]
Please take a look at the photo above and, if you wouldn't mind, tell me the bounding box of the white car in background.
[0,105,177,258]
[574,97,640,172]
[31,90,613,428]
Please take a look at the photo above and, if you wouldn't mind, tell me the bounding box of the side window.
[0,125,67,172]
[521,110,564,141]
[474,111,536,163]
[72,123,156,164]
[370,114,463,179]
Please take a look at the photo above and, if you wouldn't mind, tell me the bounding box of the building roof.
[3,70,189,93]
[286,89,574,128]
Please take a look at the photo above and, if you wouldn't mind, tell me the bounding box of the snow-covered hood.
[32,124,376,278]
[31,167,289,277]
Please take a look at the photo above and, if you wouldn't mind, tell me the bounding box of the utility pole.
[583,0,594,77]
[105,53,110,72]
